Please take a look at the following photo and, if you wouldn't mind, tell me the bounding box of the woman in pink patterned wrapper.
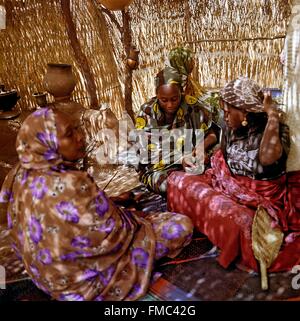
[168,76,300,273]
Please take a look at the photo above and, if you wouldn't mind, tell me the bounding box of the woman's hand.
[192,144,210,164]
[263,91,281,119]
[259,91,283,166]
[182,155,198,171]
[182,154,205,174]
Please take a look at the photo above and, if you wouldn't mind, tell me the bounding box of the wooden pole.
[92,1,135,121]
[185,35,286,44]
[184,0,192,43]
[61,0,99,109]
[4,0,13,28]
[122,8,135,123]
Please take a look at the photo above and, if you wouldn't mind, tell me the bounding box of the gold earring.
[242,118,248,127]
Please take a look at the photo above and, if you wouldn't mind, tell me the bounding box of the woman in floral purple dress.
[0,108,193,301]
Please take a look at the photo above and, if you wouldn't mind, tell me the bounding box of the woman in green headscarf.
[169,47,221,124]
[134,63,219,194]
[168,46,205,99]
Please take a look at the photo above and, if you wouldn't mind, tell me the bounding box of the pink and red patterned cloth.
[168,149,300,272]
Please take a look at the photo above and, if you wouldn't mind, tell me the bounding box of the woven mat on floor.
[1,234,300,301]
[231,271,300,301]
[147,235,300,301]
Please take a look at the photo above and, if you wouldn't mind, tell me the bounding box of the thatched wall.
[0,0,124,116]
[126,0,292,112]
[0,0,292,117]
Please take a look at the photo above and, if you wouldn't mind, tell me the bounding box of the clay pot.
[0,89,20,112]
[128,47,139,61]
[43,63,85,125]
[33,92,48,107]
[127,47,139,70]
[43,63,76,100]
[127,58,138,69]
[98,0,133,11]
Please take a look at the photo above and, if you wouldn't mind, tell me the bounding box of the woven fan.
[252,206,283,290]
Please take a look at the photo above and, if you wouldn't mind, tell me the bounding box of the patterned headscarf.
[154,65,183,91]
[168,47,194,76]
[219,76,264,113]
[16,108,63,170]
[0,108,193,301]
[167,46,206,98]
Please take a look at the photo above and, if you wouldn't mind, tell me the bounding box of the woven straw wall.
[0,0,292,116]
[129,0,292,112]
[0,0,124,116]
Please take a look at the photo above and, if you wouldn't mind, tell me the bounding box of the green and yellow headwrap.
[168,47,194,76]
[154,65,183,91]
[168,46,206,98]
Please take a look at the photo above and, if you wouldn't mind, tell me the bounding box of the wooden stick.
[61,0,99,109]
[185,35,286,44]
[122,9,135,123]
[4,0,13,28]
[184,0,192,43]
[103,170,119,191]
[99,5,123,34]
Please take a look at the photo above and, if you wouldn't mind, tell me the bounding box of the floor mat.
[148,237,300,301]
[0,279,51,301]
[154,257,251,301]
[231,271,300,301]
[1,235,300,301]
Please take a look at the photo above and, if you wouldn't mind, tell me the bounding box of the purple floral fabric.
[95,191,109,217]
[30,177,48,200]
[55,201,80,223]
[162,221,185,240]
[0,108,194,301]
[37,248,53,265]
[132,248,149,269]
[71,236,91,249]
[15,108,63,170]
[29,217,43,244]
